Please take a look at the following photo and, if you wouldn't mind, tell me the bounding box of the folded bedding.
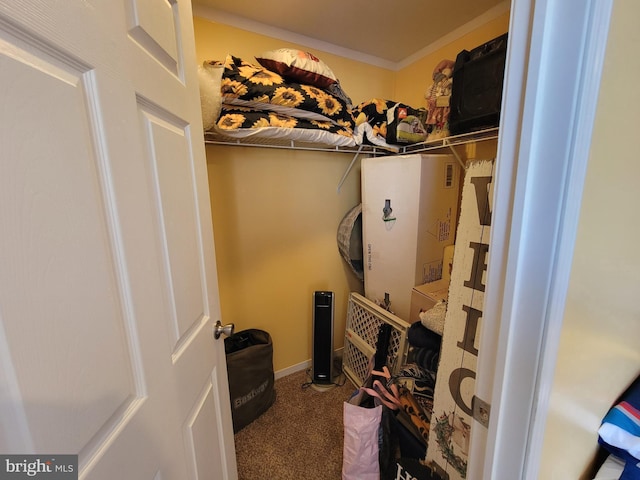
[353,98,429,150]
[198,54,431,151]
[598,374,640,479]
[206,55,355,128]
[214,105,360,147]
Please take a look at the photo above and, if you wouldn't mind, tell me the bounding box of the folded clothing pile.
[598,374,640,479]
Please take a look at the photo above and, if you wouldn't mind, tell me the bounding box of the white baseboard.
[274,359,310,380]
[274,347,344,380]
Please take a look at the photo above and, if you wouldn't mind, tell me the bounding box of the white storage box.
[361,153,460,321]
[342,292,410,388]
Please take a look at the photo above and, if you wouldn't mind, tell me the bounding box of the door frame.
[470,0,614,478]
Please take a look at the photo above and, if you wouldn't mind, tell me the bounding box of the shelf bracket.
[337,144,365,193]
[444,138,467,171]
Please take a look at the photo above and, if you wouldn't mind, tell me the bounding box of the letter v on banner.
[426,159,495,479]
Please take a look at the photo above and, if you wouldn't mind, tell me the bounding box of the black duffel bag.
[224,329,275,432]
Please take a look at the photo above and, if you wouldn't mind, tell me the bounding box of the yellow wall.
[193,13,507,373]
[206,145,364,373]
[392,11,506,240]
[194,17,390,372]
[394,13,510,107]
[539,1,640,478]
[193,17,395,106]
[395,12,509,164]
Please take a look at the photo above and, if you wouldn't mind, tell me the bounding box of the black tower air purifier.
[312,291,334,385]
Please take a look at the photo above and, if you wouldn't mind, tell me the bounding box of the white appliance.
[361,153,460,321]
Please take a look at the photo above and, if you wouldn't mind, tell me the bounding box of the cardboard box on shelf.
[442,244,455,282]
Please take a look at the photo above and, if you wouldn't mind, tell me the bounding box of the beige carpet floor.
[234,368,355,480]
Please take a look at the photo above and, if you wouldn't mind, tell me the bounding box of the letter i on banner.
[425,159,494,479]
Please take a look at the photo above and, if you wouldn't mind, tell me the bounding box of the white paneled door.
[0,1,237,478]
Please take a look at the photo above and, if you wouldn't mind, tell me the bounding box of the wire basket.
[342,292,410,388]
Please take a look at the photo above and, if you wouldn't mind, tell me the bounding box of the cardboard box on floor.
[408,278,450,325]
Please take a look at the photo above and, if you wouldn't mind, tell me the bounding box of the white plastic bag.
[342,400,382,480]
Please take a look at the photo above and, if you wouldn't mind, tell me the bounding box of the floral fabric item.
[352,98,428,148]
[206,55,355,128]
[215,105,359,147]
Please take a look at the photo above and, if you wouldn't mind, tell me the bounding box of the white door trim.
[470,0,614,478]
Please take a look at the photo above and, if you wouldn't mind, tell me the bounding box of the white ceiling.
[192,0,510,69]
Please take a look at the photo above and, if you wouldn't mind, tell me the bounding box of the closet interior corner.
[193,6,508,479]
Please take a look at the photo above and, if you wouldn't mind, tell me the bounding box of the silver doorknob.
[214,320,234,339]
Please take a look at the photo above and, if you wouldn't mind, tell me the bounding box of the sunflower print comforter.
[203,55,429,149]
[216,105,359,147]
[207,55,355,129]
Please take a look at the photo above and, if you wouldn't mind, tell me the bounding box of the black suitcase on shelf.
[449,33,508,135]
